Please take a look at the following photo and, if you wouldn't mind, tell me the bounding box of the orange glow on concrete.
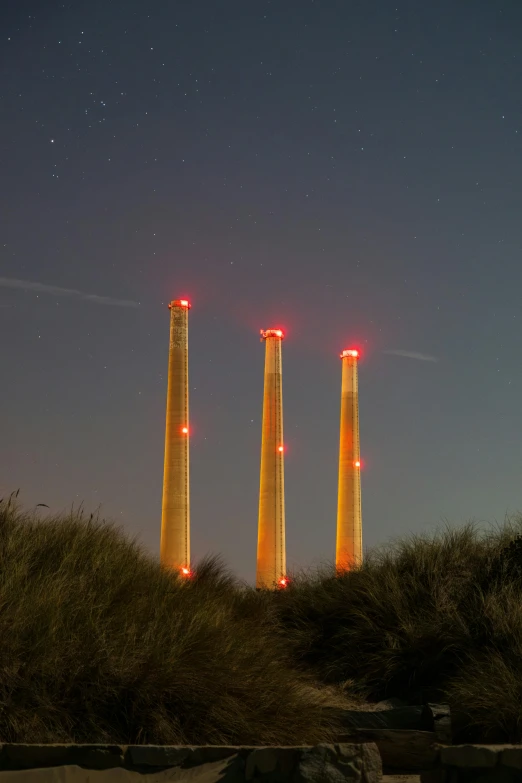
[336,345,362,572]
[257,331,286,590]
[161,299,191,573]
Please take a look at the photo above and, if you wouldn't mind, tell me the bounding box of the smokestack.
[160,299,191,575]
[336,348,362,571]
[256,329,286,589]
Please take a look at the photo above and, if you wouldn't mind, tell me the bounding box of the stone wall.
[0,742,382,782]
[421,744,522,782]
[4,741,522,782]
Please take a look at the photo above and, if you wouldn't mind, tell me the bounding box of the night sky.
[2,1,522,583]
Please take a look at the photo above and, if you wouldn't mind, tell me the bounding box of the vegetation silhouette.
[0,493,342,745]
[2,493,522,744]
[272,519,522,742]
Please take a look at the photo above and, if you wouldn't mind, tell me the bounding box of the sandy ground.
[382,777,420,782]
[0,761,234,783]
[0,766,422,782]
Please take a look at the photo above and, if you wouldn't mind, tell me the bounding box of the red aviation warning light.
[278,445,284,452]
[180,567,192,577]
[354,460,361,468]
[278,577,289,588]
[260,328,284,340]
[170,299,191,309]
[341,348,359,359]
[181,426,189,434]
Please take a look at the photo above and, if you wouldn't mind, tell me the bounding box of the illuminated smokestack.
[256,329,286,589]
[160,298,191,574]
[336,348,362,571]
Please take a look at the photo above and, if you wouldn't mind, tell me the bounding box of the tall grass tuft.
[270,518,522,740]
[4,491,522,745]
[0,494,341,745]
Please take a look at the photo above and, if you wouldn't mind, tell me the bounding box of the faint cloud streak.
[0,277,140,308]
[384,349,438,363]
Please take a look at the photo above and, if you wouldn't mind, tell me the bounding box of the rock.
[245,744,382,783]
[338,730,439,772]
[501,746,522,769]
[294,745,352,783]
[423,705,451,745]
[439,744,498,768]
[356,742,384,783]
[295,743,382,783]
[244,747,296,779]
[337,707,431,732]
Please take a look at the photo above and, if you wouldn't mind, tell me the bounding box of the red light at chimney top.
[341,348,359,358]
[170,298,191,309]
[260,328,285,339]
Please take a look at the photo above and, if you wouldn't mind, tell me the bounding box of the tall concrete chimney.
[256,329,287,589]
[336,348,362,571]
[160,299,191,574]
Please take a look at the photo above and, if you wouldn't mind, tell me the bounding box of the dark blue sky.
[2,0,522,582]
